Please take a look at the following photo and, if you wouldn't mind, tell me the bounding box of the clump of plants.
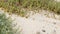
[0,0,26,17]
[0,13,18,34]
[16,0,60,14]
[0,0,60,15]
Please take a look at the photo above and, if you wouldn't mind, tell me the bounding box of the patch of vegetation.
[0,0,26,17]
[0,13,17,34]
[0,0,60,15]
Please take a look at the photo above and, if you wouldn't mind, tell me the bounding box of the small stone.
[42,30,46,32]
[36,31,40,34]
[53,22,56,25]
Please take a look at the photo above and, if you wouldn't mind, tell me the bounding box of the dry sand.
[0,9,60,34]
[10,10,60,34]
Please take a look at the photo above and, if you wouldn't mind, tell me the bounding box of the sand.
[10,10,60,34]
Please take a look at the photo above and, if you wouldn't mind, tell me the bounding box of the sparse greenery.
[0,0,26,17]
[0,13,16,34]
[0,0,60,15]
